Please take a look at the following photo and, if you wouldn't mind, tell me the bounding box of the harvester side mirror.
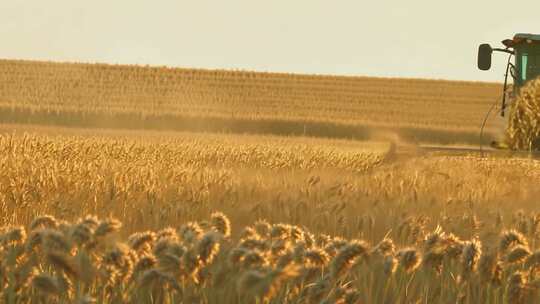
[478,44,493,70]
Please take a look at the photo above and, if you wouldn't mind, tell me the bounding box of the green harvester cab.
[478,33,540,116]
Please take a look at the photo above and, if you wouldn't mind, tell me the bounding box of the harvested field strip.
[0,105,497,145]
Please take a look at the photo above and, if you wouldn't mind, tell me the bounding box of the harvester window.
[521,53,540,83]
[521,54,528,81]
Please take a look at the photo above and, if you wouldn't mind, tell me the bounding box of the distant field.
[0,59,502,144]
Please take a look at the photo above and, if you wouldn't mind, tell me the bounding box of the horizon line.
[0,57,501,85]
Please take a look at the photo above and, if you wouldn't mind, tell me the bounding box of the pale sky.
[1,1,539,82]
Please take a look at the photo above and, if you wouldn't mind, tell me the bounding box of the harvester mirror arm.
[478,44,514,70]
[492,48,514,55]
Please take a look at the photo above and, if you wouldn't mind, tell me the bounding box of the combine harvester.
[422,33,540,157]
[477,33,540,153]
[478,33,540,116]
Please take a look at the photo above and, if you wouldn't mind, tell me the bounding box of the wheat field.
[0,60,539,303]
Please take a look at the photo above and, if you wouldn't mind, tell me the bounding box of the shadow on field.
[0,106,496,146]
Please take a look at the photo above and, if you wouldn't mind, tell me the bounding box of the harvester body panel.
[514,43,540,88]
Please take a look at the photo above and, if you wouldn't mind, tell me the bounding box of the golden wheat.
[507,76,540,150]
[5,213,540,303]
